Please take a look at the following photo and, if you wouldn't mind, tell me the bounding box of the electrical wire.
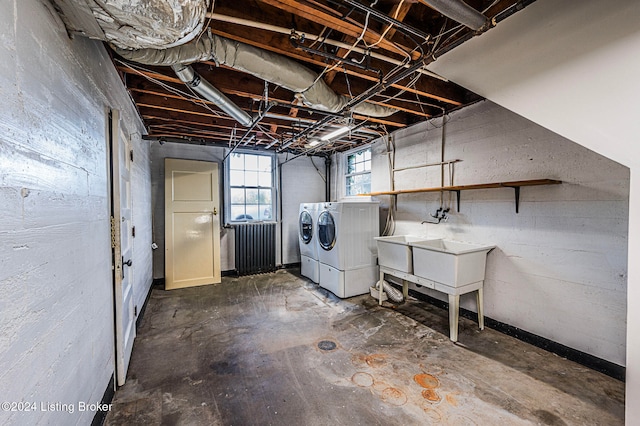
[372,72,421,104]
[366,0,406,49]
[116,59,228,120]
[343,69,354,99]
[309,156,327,183]
[381,133,396,236]
[310,10,373,86]
[194,0,215,45]
[434,0,501,54]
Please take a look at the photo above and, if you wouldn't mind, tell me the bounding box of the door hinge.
[110,216,117,248]
[132,226,136,238]
[129,149,134,162]
[134,305,138,316]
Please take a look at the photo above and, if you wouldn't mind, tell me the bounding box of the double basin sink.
[375,235,494,288]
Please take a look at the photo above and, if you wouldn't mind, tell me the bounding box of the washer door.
[299,210,313,244]
[317,211,336,250]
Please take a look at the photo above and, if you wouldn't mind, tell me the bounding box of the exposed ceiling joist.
[79,0,535,154]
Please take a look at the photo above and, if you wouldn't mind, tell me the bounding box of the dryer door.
[299,210,313,244]
[318,211,336,250]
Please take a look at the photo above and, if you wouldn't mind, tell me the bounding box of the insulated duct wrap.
[114,34,397,117]
[91,0,211,49]
[421,0,490,31]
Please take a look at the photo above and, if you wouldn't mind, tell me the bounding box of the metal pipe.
[393,159,461,173]
[325,156,332,201]
[342,15,486,114]
[419,0,490,31]
[223,102,276,160]
[493,0,537,24]
[172,64,253,127]
[334,0,431,42]
[290,36,381,75]
[440,116,446,205]
[206,13,447,81]
[345,58,429,111]
[277,0,495,158]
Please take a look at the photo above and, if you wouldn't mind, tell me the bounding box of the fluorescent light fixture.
[320,126,351,141]
[307,139,320,147]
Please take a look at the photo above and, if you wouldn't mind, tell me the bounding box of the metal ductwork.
[114,33,397,118]
[420,0,490,31]
[172,64,253,127]
[50,0,211,49]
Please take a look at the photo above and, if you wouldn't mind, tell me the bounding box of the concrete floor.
[105,269,624,425]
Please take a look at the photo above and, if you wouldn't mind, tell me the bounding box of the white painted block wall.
[150,142,229,276]
[280,155,327,264]
[131,137,154,312]
[427,0,639,416]
[0,0,152,424]
[370,101,628,366]
[150,142,326,277]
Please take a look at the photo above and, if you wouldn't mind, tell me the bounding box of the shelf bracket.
[513,186,520,213]
[444,190,461,212]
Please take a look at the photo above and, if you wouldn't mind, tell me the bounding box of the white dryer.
[317,201,379,298]
[298,202,320,283]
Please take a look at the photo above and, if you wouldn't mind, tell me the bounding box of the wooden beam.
[385,1,414,41]
[208,25,466,105]
[257,0,419,60]
[123,67,409,128]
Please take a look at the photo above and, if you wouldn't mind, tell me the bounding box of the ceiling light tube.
[320,126,351,141]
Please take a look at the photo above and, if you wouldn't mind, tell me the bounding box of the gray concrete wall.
[150,142,326,277]
[0,0,151,424]
[370,101,628,366]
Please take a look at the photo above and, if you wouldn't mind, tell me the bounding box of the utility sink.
[410,239,494,288]
[375,235,430,274]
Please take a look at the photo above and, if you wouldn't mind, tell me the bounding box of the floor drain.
[317,340,337,351]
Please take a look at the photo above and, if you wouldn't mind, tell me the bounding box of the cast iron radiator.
[234,223,277,276]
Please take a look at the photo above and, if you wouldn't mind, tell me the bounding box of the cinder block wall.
[0,0,152,424]
[370,101,629,366]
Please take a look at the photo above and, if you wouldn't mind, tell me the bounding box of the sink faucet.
[423,207,449,224]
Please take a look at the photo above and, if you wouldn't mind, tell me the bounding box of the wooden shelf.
[362,179,562,213]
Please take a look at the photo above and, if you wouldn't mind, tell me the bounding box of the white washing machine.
[317,201,379,298]
[299,202,320,283]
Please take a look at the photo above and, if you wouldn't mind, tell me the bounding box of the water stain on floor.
[381,387,408,406]
[414,373,440,389]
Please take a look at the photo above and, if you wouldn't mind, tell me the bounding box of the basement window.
[345,146,371,196]
[226,152,276,222]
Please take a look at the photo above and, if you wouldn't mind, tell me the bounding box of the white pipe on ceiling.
[206,13,448,82]
[114,33,398,117]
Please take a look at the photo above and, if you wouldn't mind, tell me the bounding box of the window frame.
[224,150,278,224]
[344,145,372,197]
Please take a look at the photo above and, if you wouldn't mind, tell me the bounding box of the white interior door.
[165,158,221,290]
[110,110,136,386]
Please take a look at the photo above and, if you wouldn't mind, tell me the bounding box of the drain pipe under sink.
[378,280,404,303]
